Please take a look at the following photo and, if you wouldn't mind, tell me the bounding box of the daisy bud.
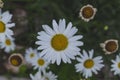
[100,39,118,55]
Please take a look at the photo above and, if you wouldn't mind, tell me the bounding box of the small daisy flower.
[43,71,58,80]
[100,39,118,55]
[30,71,45,80]
[31,54,49,73]
[75,50,104,78]
[0,36,15,53]
[111,54,120,75]
[36,19,83,65]
[0,9,15,41]
[8,53,24,67]
[25,47,38,64]
[79,4,97,22]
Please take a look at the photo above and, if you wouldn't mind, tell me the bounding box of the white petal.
[42,25,55,35]
[63,22,72,35]
[83,50,89,59]
[66,27,78,38]
[2,11,12,23]
[69,35,83,41]
[89,50,94,59]
[61,53,68,63]
[6,23,15,28]
[58,19,66,33]
[52,20,59,33]
[56,54,61,65]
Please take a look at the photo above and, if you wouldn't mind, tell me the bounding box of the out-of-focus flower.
[12,8,28,36]
[111,54,120,75]
[75,50,104,78]
[30,71,45,80]
[30,71,57,80]
[25,47,38,64]
[0,9,15,41]
[80,79,87,80]
[0,36,15,53]
[43,71,58,80]
[0,0,4,8]
[36,19,83,65]
[104,25,109,31]
[8,53,24,67]
[4,62,19,73]
[79,4,97,22]
[100,39,118,54]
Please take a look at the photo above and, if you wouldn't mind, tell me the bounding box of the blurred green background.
[1,0,120,80]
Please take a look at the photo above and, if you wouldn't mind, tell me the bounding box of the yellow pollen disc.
[105,41,117,52]
[118,62,120,68]
[0,21,5,33]
[84,59,94,69]
[10,55,22,66]
[82,6,94,18]
[37,59,45,66]
[51,34,68,51]
[30,53,34,58]
[5,39,11,45]
[11,59,19,66]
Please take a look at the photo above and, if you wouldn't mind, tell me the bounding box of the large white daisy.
[25,47,38,64]
[0,9,15,41]
[0,36,15,53]
[111,54,120,75]
[31,53,49,73]
[30,71,45,80]
[43,71,58,80]
[36,19,83,65]
[75,50,104,78]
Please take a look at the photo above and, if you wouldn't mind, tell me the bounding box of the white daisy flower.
[43,71,57,80]
[79,4,97,22]
[25,47,38,64]
[111,54,120,75]
[30,71,45,80]
[31,54,49,73]
[75,50,104,78]
[36,19,83,65]
[0,9,15,41]
[0,36,15,53]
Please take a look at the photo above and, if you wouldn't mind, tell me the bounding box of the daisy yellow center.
[30,53,34,58]
[0,21,5,33]
[84,59,94,69]
[5,39,11,45]
[10,55,22,66]
[82,6,94,18]
[51,34,68,51]
[37,59,45,66]
[105,41,117,52]
[118,62,120,68]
